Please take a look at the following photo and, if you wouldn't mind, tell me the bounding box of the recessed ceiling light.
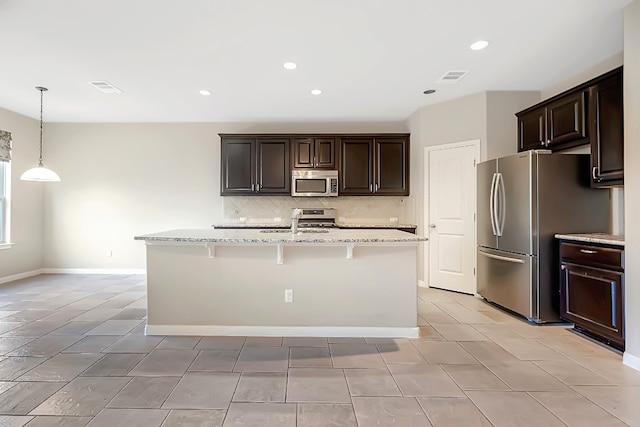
[311,89,322,96]
[283,62,297,70]
[199,89,212,96]
[423,89,436,95]
[470,40,490,51]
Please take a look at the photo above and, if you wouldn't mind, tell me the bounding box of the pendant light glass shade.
[20,166,60,181]
[21,86,60,182]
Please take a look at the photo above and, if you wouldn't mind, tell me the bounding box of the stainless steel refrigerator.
[477,150,609,323]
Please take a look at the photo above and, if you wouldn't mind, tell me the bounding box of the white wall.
[0,107,45,281]
[623,0,640,369]
[42,121,407,270]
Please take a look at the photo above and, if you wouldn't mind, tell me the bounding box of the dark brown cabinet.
[590,69,624,187]
[292,137,336,169]
[559,240,625,350]
[517,67,624,187]
[340,135,409,196]
[220,136,290,195]
[517,91,587,152]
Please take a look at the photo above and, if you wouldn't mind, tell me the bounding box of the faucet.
[291,208,303,234]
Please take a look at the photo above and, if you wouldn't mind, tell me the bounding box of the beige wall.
[624,0,640,366]
[41,121,407,270]
[0,107,45,281]
[408,91,543,283]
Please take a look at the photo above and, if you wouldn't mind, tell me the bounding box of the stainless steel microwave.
[291,170,338,197]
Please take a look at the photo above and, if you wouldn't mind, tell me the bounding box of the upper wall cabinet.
[517,90,587,151]
[340,135,409,196]
[220,135,290,195]
[516,67,623,188]
[590,69,623,187]
[292,137,337,169]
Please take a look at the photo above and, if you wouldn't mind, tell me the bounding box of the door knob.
[429,224,436,229]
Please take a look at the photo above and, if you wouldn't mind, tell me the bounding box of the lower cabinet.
[559,240,624,349]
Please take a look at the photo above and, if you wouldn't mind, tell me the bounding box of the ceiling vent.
[436,70,469,84]
[88,81,122,93]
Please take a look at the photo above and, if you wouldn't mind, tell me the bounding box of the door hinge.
[473,159,477,167]
[473,267,476,275]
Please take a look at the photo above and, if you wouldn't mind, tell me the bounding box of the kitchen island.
[134,228,426,338]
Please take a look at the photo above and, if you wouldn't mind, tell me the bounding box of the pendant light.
[20,86,60,182]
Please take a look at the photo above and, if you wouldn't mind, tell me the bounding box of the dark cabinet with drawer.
[559,240,625,349]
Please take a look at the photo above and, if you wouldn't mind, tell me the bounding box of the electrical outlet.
[239,217,247,223]
[338,217,346,223]
[106,249,112,257]
[274,217,282,223]
[390,217,398,223]
[284,289,293,303]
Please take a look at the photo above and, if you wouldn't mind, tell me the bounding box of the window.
[0,160,10,246]
[0,129,11,248]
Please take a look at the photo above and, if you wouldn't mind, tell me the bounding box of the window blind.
[0,130,11,162]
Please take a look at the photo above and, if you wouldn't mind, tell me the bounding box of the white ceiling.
[0,0,631,123]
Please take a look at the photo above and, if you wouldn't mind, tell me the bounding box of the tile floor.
[0,274,638,426]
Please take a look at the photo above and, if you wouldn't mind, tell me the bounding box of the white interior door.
[426,141,479,294]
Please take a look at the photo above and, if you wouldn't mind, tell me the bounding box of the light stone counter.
[555,233,624,247]
[136,228,426,244]
[136,228,424,338]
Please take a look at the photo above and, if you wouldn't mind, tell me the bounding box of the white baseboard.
[623,351,640,372]
[43,268,146,275]
[0,269,44,285]
[418,280,427,288]
[145,325,420,338]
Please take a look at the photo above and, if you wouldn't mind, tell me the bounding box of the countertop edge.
[555,233,625,247]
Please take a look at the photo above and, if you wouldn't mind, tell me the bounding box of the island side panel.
[144,243,418,335]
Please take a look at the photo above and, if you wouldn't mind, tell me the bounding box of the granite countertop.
[555,233,625,247]
[213,223,418,229]
[135,228,427,244]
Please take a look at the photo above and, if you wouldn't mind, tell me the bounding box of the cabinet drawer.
[560,242,623,270]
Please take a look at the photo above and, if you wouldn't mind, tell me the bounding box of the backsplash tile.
[222,196,411,225]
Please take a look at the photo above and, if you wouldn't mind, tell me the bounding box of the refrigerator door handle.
[478,249,525,264]
[489,173,498,236]
[496,172,506,236]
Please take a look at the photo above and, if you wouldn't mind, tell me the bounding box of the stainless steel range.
[295,208,336,228]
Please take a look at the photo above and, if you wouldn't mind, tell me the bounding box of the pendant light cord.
[38,87,44,167]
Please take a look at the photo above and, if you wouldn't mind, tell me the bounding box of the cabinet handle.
[375,183,379,192]
[541,141,545,146]
[579,249,597,254]
[592,166,600,181]
[313,156,317,168]
[256,183,261,192]
[370,184,373,192]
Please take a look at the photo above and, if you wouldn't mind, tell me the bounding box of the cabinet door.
[292,137,336,169]
[517,108,546,151]
[340,137,374,195]
[221,138,255,195]
[257,138,290,194]
[546,91,587,149]
[374,137,409,195]
[314,138,336,169]
[560,263,624,347]
[590,71,623,187]
[292,138,314,168]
